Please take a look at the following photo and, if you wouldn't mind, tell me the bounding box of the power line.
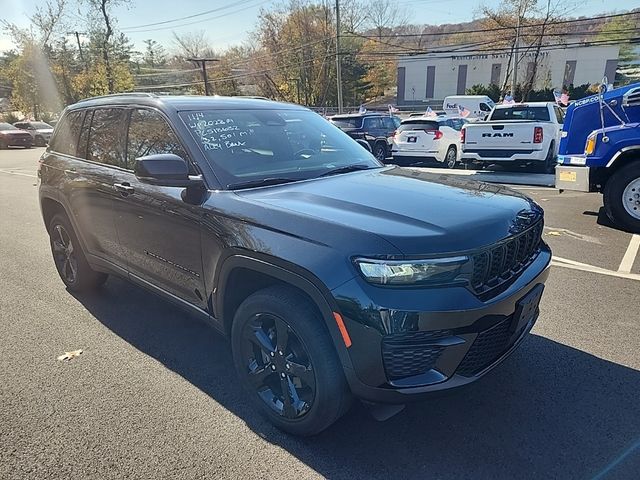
[121,0,262,30]
[121,0,270,33]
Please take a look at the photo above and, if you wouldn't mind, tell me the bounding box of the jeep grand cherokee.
[39,94,551,436]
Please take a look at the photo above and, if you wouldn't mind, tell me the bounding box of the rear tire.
[373,142,387,162]
[444,146,457,169]
[231,285,352,436]
[603,162,640,233]
[538,142,556,174]
[48,213,108,292]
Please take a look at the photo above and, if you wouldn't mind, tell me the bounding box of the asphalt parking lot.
[1,148,639,479]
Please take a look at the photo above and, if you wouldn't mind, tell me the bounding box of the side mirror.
[355,139,372,153]
[134,154,203,188]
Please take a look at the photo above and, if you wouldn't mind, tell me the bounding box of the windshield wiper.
[318,164,374,177]
[227,177,298,190]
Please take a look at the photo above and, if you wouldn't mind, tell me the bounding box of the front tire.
[231,286,352,436]
[604,163,640,233]
[48,213,108,291]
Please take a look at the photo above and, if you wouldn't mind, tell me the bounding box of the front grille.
[470,220,543,295]
[456,317,513,376]
[382,330,451,380]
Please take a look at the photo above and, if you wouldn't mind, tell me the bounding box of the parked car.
[556,81,640,232]
[461,102,564,172]
[0,122,33,149]
[391,116,468,168]
[443,95,495,120]
[13,121,54,146]
[39,94,551,436]
[329,112,399,161]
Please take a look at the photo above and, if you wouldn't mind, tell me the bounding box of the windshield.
[180,109,380,189]
[0,123,16,131]
[491,106,550,121]
[30,122,52,129]
[330,117,363,129]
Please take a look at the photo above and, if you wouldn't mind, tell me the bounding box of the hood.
[238,166,543,256]
[0,129,29,135]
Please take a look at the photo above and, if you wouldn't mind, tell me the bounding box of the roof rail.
[77,92,157,103]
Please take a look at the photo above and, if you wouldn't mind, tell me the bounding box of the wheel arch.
[215,253,354,370]
[40,196,68,233]
[597,149,640,191]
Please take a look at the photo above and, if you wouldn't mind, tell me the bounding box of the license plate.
[407,137,417,143]
[511,284,544,334]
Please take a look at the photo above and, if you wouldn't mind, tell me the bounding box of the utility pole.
[187,57,219,96]
[512,4,522,100]
[335,0,344,113]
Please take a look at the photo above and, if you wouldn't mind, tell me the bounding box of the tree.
[365,0,408,38]
[596,15,638,65]
[143,39,166,68]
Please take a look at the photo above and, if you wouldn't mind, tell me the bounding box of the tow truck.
[555,80,640,232]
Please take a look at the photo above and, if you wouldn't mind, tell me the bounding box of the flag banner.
[458,105,470,118]
[425,106,437,117]
[358,105,367,114]
[503,95,515,105]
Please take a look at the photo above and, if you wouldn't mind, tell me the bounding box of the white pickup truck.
[460,102,564,173]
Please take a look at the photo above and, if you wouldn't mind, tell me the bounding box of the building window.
[425,66,435,99]
[397,67,406,103]
[563,61,577,87]
[604,60,618,84]
[457,65,468,95]
[490,63,502,86]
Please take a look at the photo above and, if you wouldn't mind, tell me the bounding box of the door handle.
[114,182,134,195]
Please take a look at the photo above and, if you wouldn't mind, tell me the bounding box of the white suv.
[391,116,467,168]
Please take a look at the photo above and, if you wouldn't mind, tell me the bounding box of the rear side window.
[50,110,85,156]
[331,117,362,128]
[87,108,128,168]
[398,120,439,132]
[490,107,550,121]
[449,118,467,131]
[363,117,383,129]
[382,117,396,130]
[554,106,565,124]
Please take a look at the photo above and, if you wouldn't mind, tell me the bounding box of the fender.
[606,145,640,168]
[214,252,355,372]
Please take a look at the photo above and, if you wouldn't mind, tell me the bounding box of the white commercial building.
[396,44,620,106]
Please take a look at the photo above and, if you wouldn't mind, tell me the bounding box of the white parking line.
[618,234,640,273]
[0,169,37,178]
[552,256,640,281]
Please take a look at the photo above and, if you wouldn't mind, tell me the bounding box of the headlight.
[584,133,597,156]
[355,256,468,285]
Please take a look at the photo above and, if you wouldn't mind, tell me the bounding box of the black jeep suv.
[329,112,399,162]
[39,94,550,436]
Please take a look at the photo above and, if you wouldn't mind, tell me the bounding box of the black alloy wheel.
[51,223,79,286]
[49,213,107,291]
[231,286,352,435]
[373,143,387,162]
[240,312,316,419]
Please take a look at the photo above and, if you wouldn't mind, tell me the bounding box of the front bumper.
[555,165,591,192]
[332,246,551,403]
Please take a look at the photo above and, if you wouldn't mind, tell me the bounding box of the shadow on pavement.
[74,276,640,480]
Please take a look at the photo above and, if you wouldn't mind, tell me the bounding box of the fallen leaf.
[546,231,562,236]
[57,349,83,361]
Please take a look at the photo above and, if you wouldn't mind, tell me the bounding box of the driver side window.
[127,109,192,172]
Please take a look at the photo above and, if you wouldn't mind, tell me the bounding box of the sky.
[0,0,633,54]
